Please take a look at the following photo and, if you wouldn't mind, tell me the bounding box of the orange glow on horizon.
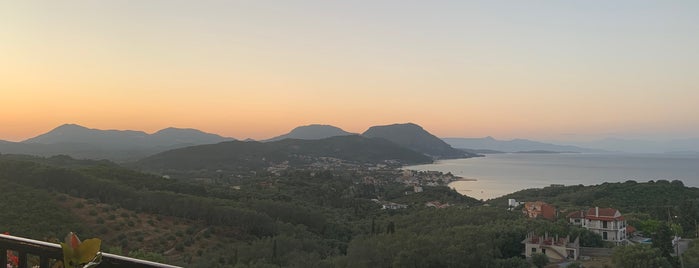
[2,1,698,142]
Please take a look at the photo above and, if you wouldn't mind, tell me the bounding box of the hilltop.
[363,123,477,159]
[263,124,354,142]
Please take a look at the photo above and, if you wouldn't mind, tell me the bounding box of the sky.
[2,1,698,142]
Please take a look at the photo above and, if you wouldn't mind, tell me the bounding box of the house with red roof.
[523,201,557,221]
[567,207,627,244]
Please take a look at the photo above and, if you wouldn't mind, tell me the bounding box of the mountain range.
[0,123,472,163]
[0,124,234,161]
[562,138,699,154]
[25,124,233,148]
[5,123,695,165]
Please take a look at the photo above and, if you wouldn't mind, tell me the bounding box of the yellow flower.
[60,232,101,268]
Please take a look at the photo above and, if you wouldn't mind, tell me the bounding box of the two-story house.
[567,207,626,244]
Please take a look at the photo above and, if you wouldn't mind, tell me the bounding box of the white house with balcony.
[567,207,627,244]
[522,232,580,261]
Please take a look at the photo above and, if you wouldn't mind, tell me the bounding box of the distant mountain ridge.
[565,137,699,154]
[442,136,602,153]
[264,124,354,142]
[0,124,234,161]
[362,123,478,159]
[24,124,233,148]
[24,124,148,148]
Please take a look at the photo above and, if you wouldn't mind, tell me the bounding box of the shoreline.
[452,176,477,182]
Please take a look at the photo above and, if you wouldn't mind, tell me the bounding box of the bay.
[404,153,699,201]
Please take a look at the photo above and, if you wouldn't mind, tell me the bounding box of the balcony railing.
[0,234,181,268]
[587,224,624,230]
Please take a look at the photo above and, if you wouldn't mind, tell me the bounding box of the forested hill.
[133,135,433,172]
[491,180,699,211]
[491,180,699,237]
[362,123,478,159]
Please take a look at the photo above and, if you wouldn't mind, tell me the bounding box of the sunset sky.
[2,1,698,142]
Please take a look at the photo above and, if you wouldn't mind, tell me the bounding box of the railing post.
[40,255,51,268]
[18,251,27,268]
[1,249,7,267]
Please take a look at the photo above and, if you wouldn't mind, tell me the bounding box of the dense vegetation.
[493,181,699,238]
[1,154,697,267]
[0,154,464,267]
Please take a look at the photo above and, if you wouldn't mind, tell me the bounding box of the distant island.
[513,150,580,154]
[442,136,601,153]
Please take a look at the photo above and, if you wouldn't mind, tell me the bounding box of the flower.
[6,251,18,268]
[60,232,101,268]
[3,232,19,268]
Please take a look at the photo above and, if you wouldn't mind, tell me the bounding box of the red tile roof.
[586,207,619,218]
[566,207,624,220]
[586,215,625,221]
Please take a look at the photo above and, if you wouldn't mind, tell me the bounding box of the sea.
[404,153,699,201]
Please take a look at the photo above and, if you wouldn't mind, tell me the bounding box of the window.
[603,232,608,240]
[603,221,608,228]
[532,248,537,253]
[542,248,546,254]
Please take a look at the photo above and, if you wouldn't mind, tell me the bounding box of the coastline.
[452,176,477,182]
[407,153,699,200]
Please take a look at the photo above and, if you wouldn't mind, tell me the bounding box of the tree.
[371,217,376,234]
[531,253,549,268]
[653,222,674,258]
[386,221,395,234]
[570,227,603,247]
[612,244,672,268]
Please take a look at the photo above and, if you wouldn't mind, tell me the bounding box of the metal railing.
[0,234,181,268]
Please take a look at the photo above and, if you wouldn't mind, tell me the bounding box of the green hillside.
[133,135,432,173]
[3,154,698,267]
[491,180,699,238]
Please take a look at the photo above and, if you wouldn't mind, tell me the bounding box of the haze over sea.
[405,153,699,201]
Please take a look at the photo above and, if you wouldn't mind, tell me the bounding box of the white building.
[567,207,627,244]
[522,232,579,261]
[508,198,524,211]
